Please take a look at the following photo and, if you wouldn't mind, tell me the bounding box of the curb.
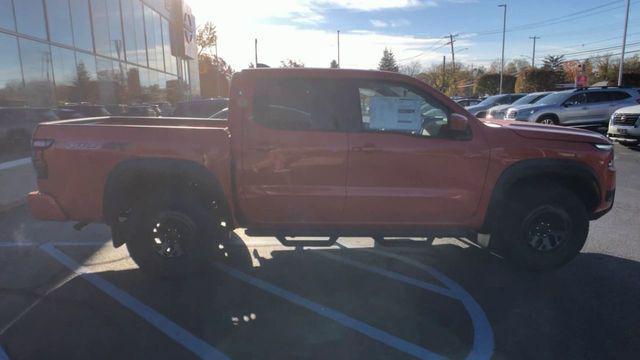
[0,157,33,215]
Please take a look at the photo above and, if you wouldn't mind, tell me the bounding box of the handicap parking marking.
[214,262,445,360]
[0,346,9,360]
[39,243,230,360]
[314,251,456,299]
[329,244,494,360]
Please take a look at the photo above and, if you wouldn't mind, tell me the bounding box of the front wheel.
[496,188,588,271]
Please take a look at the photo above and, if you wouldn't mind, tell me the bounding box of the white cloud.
[189,1,451,70]
[371,18,411,28]
[370,20,389,28]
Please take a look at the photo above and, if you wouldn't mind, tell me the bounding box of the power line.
[397,41,449,63]
[460,0,636,37]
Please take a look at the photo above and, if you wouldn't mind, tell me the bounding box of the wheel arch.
[535,113,560,123]
[103,157,231,247]
[482,158,600,233]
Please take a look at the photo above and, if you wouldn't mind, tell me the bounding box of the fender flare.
[482,158,600,232]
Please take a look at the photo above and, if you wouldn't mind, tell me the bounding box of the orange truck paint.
[28,69,615,235]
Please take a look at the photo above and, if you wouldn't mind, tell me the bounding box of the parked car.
[126,105,159,117]
[152,102,173,116]
[0,107,59,147]
[486,92,551,120]
[454,98,482,107]
[466,94,526,118]
[608,104,640,145]
[209,108,228,120]
[28,68,615,276]
[57,104,111,118]
[172,98,229,118]
[505,87,640,126]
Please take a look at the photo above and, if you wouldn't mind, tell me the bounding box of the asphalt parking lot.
[0,144,639,360]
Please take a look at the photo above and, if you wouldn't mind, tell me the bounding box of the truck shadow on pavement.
[2,235,639,360]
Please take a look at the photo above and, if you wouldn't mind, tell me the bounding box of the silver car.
[608,104,640,145]
[465,94,526,118]
[486,92,551,120]
[505,87,640,126]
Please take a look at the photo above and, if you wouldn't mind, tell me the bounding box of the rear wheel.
[125,195,228,278]
[536,116,558,125]
[495,188,588,271]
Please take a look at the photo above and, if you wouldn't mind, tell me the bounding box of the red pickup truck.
[28,68,616,275]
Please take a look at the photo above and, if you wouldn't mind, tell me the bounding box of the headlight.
[594,143,613,151]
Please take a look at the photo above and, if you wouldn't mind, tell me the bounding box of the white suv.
[608,104,640,145]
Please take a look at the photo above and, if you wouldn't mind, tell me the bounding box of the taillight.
[32,139,54,179]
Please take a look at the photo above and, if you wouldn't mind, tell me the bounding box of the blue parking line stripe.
[214,263,444,360]
[360,248,495,360]
[40,243,229,360]
[0,346,9,360]
[314,251,456,299]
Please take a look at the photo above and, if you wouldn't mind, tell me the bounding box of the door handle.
[352,144,378,153]
[254,144,276,151]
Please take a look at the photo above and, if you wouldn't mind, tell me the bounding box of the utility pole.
[529,36,540,68]
[254,38,258,66]
[215,41,221,96]
[498,4,507,94]
[445,34,457,93]
[618,0,630,86]
[442,56,446,92]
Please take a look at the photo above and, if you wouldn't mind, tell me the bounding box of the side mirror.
[449,113,469,132]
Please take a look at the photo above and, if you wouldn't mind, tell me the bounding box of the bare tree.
[280,59,305,68]
[399,61,423,77]
[196,22,217,57]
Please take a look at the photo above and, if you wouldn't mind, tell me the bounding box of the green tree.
[515,68,557,93]
[330,59,339,68]
[474,73,516,95]
[542,55,566,84]
[378,48,399,72]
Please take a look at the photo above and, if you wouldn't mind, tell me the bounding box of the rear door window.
[609,91,631,101]
[253,78,353,131]
[587,91,609,103]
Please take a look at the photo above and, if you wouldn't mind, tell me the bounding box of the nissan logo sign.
[184,13,195,44]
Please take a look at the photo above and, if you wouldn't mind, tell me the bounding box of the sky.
[189,0,639,71]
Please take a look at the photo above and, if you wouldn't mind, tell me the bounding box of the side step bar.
[275,236,338,247]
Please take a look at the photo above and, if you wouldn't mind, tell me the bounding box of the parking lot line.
[314,251,455,299]
[40,243,230,360]
[214,262,444,360]
[0,346,9,360]
[351,246,494,360]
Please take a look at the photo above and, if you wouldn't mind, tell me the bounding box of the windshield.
[477,95,503,107]
[536,92,570,105]
[512,93,545,105]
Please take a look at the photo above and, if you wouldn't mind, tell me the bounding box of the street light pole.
[529,36,540,68]
[498,4,507,94]
[618,0,630,86]
[337,30,341,68]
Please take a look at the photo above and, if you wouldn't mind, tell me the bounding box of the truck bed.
[43,116,229,129]
[32,116,232,222]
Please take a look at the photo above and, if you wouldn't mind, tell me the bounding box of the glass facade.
[0,0,197,111]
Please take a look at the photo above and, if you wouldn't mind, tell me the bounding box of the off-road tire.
[495,188,588,271]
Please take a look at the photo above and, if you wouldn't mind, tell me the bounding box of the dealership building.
[0,0,200,108]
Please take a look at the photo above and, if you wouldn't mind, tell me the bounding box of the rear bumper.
[27,191,67,221]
